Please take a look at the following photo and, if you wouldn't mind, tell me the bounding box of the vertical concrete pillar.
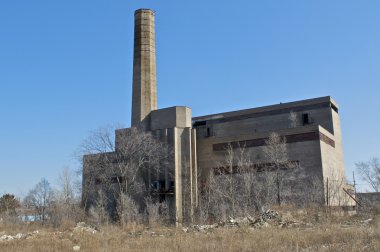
[131,9,157,130]
[190,128,198,221]
[174,127,183,226]
[173,126,198,227]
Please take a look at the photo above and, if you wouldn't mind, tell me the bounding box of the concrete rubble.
[73,245,81,251]
[0,222,97,243]
[184,210,304,232]
[0,230,39,242]
[73,222,97,234]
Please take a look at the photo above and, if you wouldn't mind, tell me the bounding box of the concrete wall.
[193,97,347,206]
[151,106,191,130]
[195,125,326,204]
[194,97,336,139]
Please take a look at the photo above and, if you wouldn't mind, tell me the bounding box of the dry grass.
[1,215,379,252]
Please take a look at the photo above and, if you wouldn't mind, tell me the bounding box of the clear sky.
[0,0,379,196]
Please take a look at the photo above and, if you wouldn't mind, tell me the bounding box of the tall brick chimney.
[131,9,157,130]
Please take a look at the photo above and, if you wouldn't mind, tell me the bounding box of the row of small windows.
[193,112,313,138]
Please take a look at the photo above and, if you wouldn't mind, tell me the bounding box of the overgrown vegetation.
[1,211,379,252]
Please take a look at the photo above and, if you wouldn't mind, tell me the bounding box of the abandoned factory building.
[83,9,355,225]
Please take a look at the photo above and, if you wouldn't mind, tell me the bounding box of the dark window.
[193,120,206,127]
[152,180,165,191]
[206,127,211,137]
[302,113,310,125]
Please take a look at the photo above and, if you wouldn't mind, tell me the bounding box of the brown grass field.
[1,213,379,252]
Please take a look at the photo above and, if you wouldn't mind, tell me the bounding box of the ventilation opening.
[193,120,206,127]
[206,127,211,137]
[302,113,310,125]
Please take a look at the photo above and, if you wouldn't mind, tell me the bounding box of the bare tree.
[116,193,140,225]
[56,166,76,204]
[263,132,289,206]
[24,178,53,224]
[76,124,124,203]
[198,142,280,222]
[213,144,243,217]
[288,111,298,128]
[144,196,168,226]
[78,124,121,211]
[78,124,120,155]
[81,126,172,225]
[110,127,171,225]
[49,166,84,227]
[89,189,111,225]
[355,158,380,192]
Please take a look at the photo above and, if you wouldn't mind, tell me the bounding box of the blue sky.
[0,1,379,196]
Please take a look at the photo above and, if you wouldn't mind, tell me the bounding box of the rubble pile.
[0,223,96,243]
[252,209,291,228]
[0,230,39,242]
[73,222,98,234]
[184,210,303,232]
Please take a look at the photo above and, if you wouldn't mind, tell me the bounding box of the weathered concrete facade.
[83,9,354,225]
[131,9,157,130]
[193,97,354,206]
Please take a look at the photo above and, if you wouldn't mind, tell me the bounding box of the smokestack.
[131,9,157,130]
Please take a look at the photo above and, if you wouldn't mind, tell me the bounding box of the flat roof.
[193,96,338,121]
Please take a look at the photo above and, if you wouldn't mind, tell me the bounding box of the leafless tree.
[355,157,380,192]
[288,111,298,128]
[56,166,76,204]
[50,166,85,227]
[78,124,121,155]
[80,126,172,225]
[78,124,120,211]
[213,144,244,217]
[263,132,289,205]
[198,141,281,221]
[110,127,171,224]
[24,178,53,224]
[144,196,169,226]
[89,189,111,225]
[116,193,140,225]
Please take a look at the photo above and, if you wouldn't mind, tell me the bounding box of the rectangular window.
[302,113,310,125]
[193,120,206,127]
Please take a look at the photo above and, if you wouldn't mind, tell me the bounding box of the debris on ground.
[73,222,97,234]
[360,218,373,225]
[73,245,81,251]
[184,210,305,232]
[0,231,39,242]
